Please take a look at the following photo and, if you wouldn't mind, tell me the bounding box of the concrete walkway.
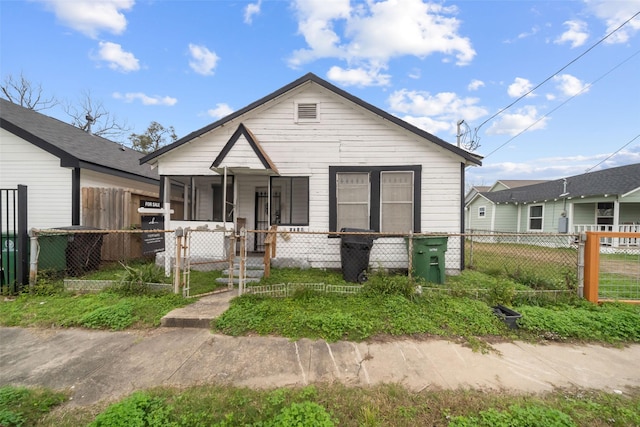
[1,291,639,407]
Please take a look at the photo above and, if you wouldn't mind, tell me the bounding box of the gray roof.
[482,163,640,204]
[493,180,549,189]
[0,98,158,183]
[140,72,482,167]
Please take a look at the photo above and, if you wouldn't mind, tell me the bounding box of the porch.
[574,224,640,247]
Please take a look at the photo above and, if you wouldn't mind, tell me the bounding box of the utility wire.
[484,48,640,158]
[585,133,640,172]
[476,10,640,133]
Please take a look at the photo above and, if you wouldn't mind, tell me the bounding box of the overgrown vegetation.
[0,386,67,427]
[214,269,640,346]
[24,384,640,427]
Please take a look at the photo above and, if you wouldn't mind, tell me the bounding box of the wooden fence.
[81,187,158,261]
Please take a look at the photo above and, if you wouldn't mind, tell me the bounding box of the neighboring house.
[464,180,548,231]
[140,72,482,272]
[466,163,640,239]
[0,98,160,230]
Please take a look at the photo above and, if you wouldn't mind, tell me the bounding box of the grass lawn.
[5,383,640,427]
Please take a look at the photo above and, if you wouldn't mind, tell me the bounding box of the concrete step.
[215,277,261,285]
[222,269,264,278]
[160,290,235,329]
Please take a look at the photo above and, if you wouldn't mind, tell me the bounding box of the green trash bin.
[38,232,68,272]
[407,236,448,284]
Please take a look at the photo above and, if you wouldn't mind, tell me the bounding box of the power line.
[476,10,640,133]
[484,48,640,158]
[585,133,640,172]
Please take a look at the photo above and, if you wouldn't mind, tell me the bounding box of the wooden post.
[228,233,235,290]
[239,228,246,295]
[264,239,271,279]
[583,232,600,303]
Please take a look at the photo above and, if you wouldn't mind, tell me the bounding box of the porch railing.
[574,224,640,247]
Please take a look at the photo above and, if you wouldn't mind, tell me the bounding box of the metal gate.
[254,190,269,251]
[0,185,28,293]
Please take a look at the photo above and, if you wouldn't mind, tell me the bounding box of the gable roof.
[482,163,640,204]
[211,123,279,174]
[490,179,549,191]
[0,98,158,184]
[140,72,482,167]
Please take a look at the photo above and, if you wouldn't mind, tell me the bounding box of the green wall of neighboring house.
[468,196,640,233]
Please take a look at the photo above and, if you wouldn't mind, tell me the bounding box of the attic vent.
[296,102,319,122]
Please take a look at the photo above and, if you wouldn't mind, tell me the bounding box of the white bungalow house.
[140,73,482,273]
[466,163,640,243]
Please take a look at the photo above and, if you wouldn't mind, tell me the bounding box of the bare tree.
[64,90,131,140]
[1,72,57,111]
[128,121,178,154]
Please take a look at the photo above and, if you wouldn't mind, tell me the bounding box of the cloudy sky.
[1,0,639,186]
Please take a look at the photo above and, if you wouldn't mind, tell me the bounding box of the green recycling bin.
[406,236,448,284]
[38,232,68,272]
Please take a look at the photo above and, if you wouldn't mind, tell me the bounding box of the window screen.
[380,171,413,233]
[336,172,369,230]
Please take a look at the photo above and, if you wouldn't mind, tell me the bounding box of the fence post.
[173,228,183,294]
[28,229,38,287]
[407,231,413,280]
[239,228,246,295]
[577,232,586,298]
[228,232,235,291]
[583,231,600,303]
[468,229,474,268]
[263,236,271,279]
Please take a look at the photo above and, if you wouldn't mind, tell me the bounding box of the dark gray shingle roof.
[482,163,640,203]
[0,98,158,183]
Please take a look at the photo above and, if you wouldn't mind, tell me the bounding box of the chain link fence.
[465,231,580,291]
[29,228,583,297]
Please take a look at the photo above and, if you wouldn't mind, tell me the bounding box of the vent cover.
[297,103,317,120]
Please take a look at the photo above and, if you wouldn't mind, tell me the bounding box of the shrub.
[361,273,416,299]
[114,263,165,296]
[90,391,176,427]
[80,301,138,330]
[269,401,335,427]
[449,404,575,427]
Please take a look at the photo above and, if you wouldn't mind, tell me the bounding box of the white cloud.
[555,20,589,48]
[94,42,139,72]
[468,79,485,91]
[388,89,488,135]
[585,0,640,44]
[486,106,548,136]
[507,77,535,98]
[467,148,640,184]
[113,92,177,106]
[188,44,219,76]
[244,0,262,24]
[289,0,475,87]
[207,103,234,119]
[327,66,390,87]
[553,74,589,97]
[36,0,133,38]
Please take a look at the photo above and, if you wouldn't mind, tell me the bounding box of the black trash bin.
[340,228,376,283]
[57,226,104,276]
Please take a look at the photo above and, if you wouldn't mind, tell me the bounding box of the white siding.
[157,82,464,234]
[0,128,73,229]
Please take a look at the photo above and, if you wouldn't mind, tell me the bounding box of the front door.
[254,188,269,251]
